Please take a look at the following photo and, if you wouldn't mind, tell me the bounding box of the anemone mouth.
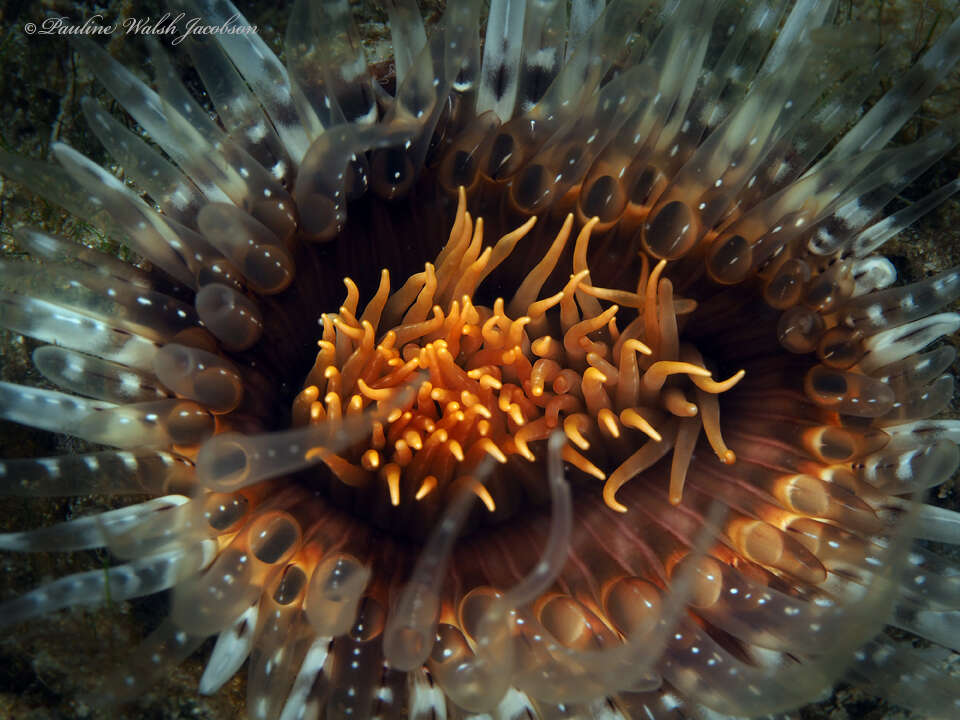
[1,1,960,719]
[211,178,754,540]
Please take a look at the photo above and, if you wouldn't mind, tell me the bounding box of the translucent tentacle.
[565,0,605,61]
[34,346,168,405]
[198,600,260,695]
[430,432,572,712]
[0,292,159,370]
[514,0,566,114]
[0,382,117,435]
[195,283,264,351]
[385,0,428,88]
[196,377,420,490]
[853,178,960,256]
[0,149,195,286]
[14,227,153,290]
[197,202,294,295]
[81,97,208,228]
[277,634,333,720]
[847,637,960,719]
[505,505,727,705]
[183,0,318,162]
[860,313,960,372]
[0,450,190,497]
[891,603,960,652]
[476,0,528,121]
[0,258,198,343]
[171,510,302,636]
[96,619,207,705]
[824,14,960,161]
[0,495,189,552]
[0,538,217,627]
[247,564,312,720]
[384,461,495,671]
[901,502,960,544]
[758,0,837,75]
[67,398,215,450]
[186,34,294,186]
[285,0,377,129]
[152,343,244,414]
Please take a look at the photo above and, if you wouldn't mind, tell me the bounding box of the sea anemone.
[2,0,960,718]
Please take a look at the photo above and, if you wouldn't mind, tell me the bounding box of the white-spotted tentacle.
[13,227,154,290]
[846,636,960,719]
[247,563,313,720]
[286,0,377,130]
[0,495,190,552]
[0,149,196,286]
[384,0,429,89]
[854,178,960,257]
[657,500,923,717]
[383,460,497,672]
[513,0,566,115]
[0,450,189,497]
[0,538,217,627]
[0,382,117,435]
[476,0,528,122]
[0,257,198,343]
[182,0,320,163]
[822,14,960,163]
[185,34,295,186]
[199,600,261,695]
[80,97,207,229]
[35,346,169,405]
[429,432,573,712]
[501,504,726,706]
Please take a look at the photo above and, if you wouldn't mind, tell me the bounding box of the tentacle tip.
[603,489,628,513]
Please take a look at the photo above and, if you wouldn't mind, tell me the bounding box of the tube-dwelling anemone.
[2,0,960,718]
